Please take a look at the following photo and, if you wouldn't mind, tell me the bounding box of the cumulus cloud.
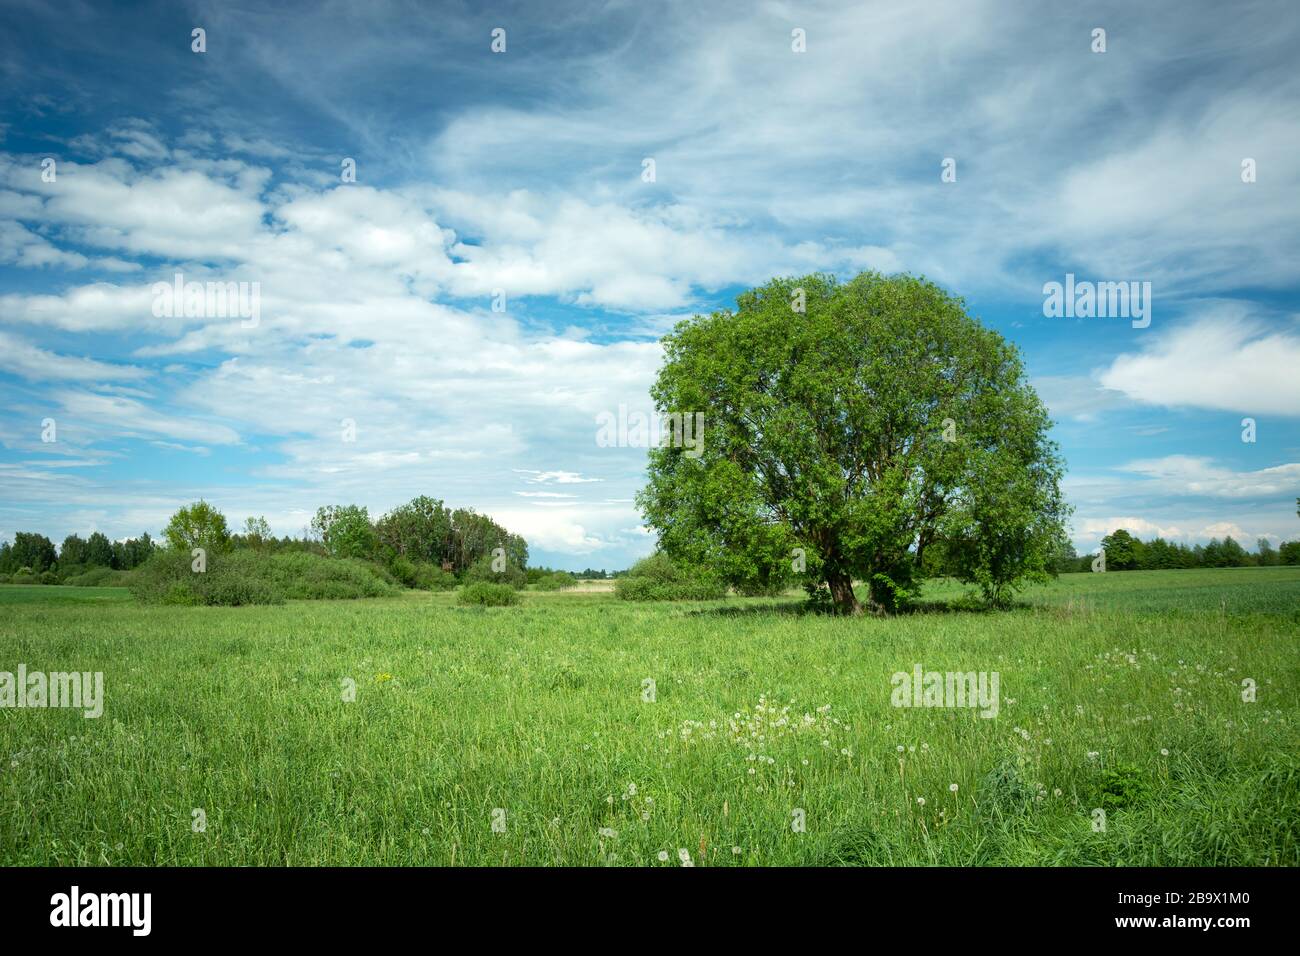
[1119,456,1300,498]
[1,0,1298,564]
[1099,308,1300,416]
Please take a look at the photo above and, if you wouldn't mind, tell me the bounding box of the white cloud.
[1071,515,1285,551]
[0,155,267,261]
[1119,456,1300,498]
[3,2,1299,566]
[1099,308,1300,416]
[55,391,241,446]
[515,470,603,484]
[0,330,149,382]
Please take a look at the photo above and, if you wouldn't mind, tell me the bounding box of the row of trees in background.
[0,530,158,577]
[1054,529,1300,572]
[0,495,557,592]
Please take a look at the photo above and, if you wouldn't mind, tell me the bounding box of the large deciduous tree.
[637,272,1069,615]
[374,496,528,572]
[8,532,58,573]
[1099,528,1140,570]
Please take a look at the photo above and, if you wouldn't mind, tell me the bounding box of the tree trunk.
[825,569,862,615]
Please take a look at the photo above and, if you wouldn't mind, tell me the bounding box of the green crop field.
[1,567,1296,866]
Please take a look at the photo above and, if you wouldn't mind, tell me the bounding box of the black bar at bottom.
[0,866,1284,940]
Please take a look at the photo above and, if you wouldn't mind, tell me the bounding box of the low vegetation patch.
[531,571,577,591]
[457,581,521,606]
[462,556,528,590]
[59,566,133,588]
[615,553,726,601]
[128,550,398,605]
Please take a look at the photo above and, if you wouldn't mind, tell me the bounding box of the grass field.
[1,567,1296,866]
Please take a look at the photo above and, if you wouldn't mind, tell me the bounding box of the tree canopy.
[637,271,1069,614]
[162,500,231,553]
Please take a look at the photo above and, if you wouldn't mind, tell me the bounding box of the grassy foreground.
[1,568,1296,866]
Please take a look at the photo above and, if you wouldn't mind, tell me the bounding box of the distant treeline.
[1055,529,1300,572]
[0,495,584,590]
[0,530,157,581]
[912,527,1297,579]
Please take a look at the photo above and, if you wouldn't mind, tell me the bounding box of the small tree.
[59,534,89,567]
[163,500,231,553]
[242,516,273,550]
[85,531,115,567]
[1051,539,1079,574]
[462,554,527,590]
[120,532,157,569]
[1220,536,1248,567]
[311,505,377,559]
[1099,529,1140,570]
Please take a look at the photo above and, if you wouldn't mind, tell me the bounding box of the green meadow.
[1,567,1296,866]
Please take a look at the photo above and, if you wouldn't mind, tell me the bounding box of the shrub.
[128,550,285,606]
[412,562,457,591]
[614,553,726,601]
[194,572,285,607]
[457,582,520,606]
[735,579,789,597]
[462,555,527,590]
[38,570,60,585]
[388,555,418,586]
[531,571,576,591]
[61,566,130,587]
[363,561,402,587]
[252,552,398,600]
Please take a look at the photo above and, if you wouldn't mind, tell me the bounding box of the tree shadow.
[682,595,1035,619]
[682,600,813,618]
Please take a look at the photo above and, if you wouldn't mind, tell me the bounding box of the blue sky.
[1,0,1297,570]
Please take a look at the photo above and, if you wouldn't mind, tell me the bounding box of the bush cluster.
[614,553,726,601]
[128,550,398,606]
[531,571,576,591]
[457,582,520,606]
[462,556,528,590]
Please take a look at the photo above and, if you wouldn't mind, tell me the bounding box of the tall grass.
[0,567,1295,865]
